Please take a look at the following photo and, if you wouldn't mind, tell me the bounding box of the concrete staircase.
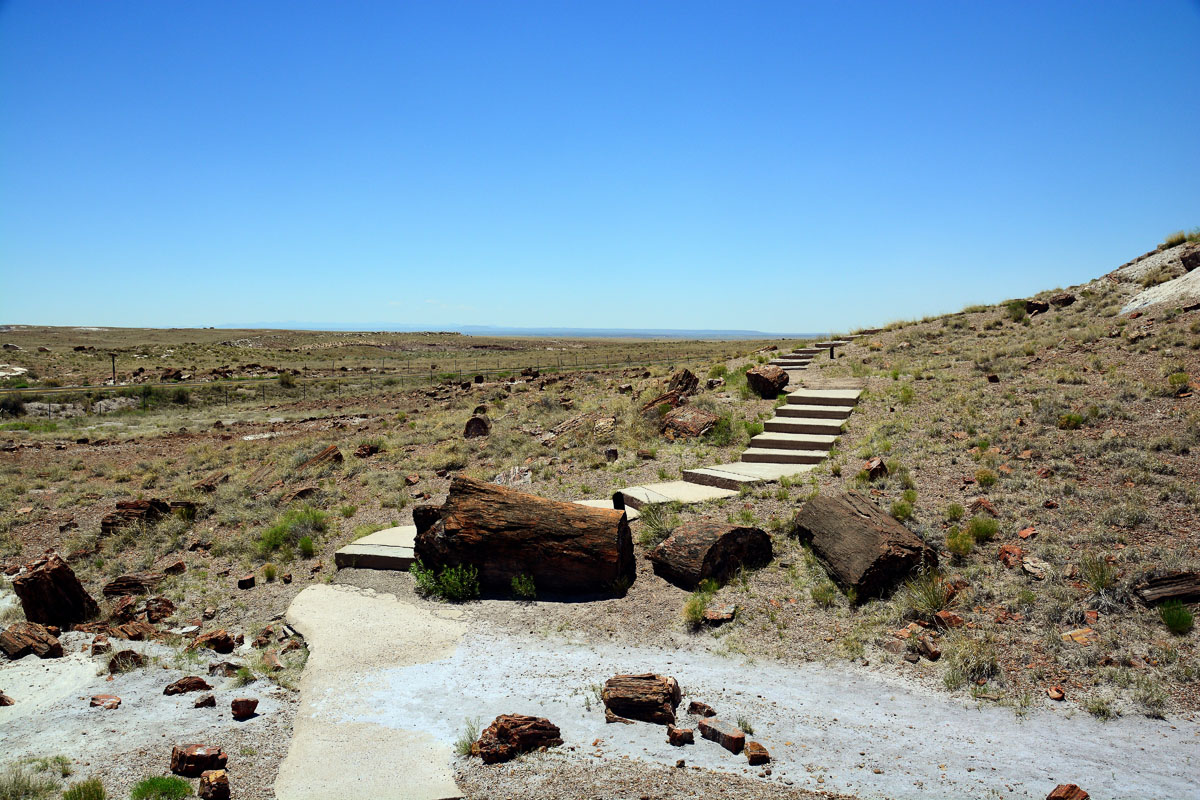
[739,388,860,467]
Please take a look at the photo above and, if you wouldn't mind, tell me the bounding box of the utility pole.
[109,353,117,386]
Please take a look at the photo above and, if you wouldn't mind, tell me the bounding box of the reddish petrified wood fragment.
[471,714,562,764]
[601,673,681,725]
[12,552,99,626]
[698,717,745,754]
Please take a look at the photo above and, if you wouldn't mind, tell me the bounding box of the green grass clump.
[1057,412,1084,430]
[453,717,481,756]
[1162,230,1187,248]
[129,777,192,800]
[298,536,315,558]
[637,502,679,547]
[890,499,913,522]
[262,563,277,582]
[410,559,480,602]
[945,503,965,522]
[946,525,973,557]
[0,765,58,800]
[810,581,839,608]
[1078,553,1117,594]
[62,778,107,800]
[510,573,536,600]
[1168,372,1190,392]
[900,571,952,619]
[683,578,720,627]
[707,415,734,446]
[967,516,999,542]
[1004,300,1027,322]
[1159,600,1194,635]
[974,468,997,489]
[259,505,328,557]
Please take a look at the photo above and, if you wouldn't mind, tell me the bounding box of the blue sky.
[2,1,1198,333]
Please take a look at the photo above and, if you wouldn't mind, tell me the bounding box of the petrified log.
[171,744,228,777]
[745,365,788,398]
[790,491,937,600]
[647,521,772,590]
[471,714,562,763]
[463,415,491,438]
[297,445,342,472]
[1025,299,1050,315]
[667,368,699,397]
[601,673,681,725]
[0,621,63,659]
[662,406,719,440]
[414,476,634,596]
[101,499,170,536]
[164,676,212,695]
[12,552,100,627]
[193,472,229,493]
[698,717,745,754]
[1132,570,1200,605]
[103,573,164,597]
[1049,292,1077,307]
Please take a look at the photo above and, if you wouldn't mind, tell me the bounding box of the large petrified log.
[648,521,772,590]
[12,552,100,627]
[1132,570,1200,605]
[745,365,788,398]
[601,673,681,725]
[471,714,563,764]
[414,476,634,596]
[790,491,937,600]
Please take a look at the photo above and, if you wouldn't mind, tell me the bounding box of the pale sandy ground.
[279,584,1200,800]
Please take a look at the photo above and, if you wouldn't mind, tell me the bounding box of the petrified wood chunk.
[601,673,681,725]
[790,491,937,600]
[0,621,63,659]
[12,552,100,627]
[471,714,562,764]
[1132,570,1200,604]
[745,365,788,398]
[414,476,634,596]
[648,521,772,590]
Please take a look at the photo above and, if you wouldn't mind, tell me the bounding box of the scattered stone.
[165,676,212,695]
[237,574,255,590]
[1018,526,1037,540]
[144,596,176,623]
[637,449,654,460]
[998,543,1024,568]
[194,694,216,708]
[604,707,635,724]
[108,649,145,673]
[0,692,13,706]
[986,374,1000,383]
[698,717,745,754]
[1046,785,1089,800]
[280,485,319,504]
[933,610,965,629]
[353,443,380,458]
[1022,556,1051,580]
[471,714,563,764]
[618,383,633,394]
[790,491,938,599]
[667,725,694,746]
[193,472,229,493]
[661,406,719,440]
[687,700,716,717]
[745,365,788,398]
[109,595,137,622]
[202,607,216,620]
[1061,628,1095,645]
[198,769,230,800]
[12,551,100,626]
[604,447,618,462]
[1047,686,1065,701]
[297,445,343,471]
[164,560,187,575]
[463,414,492,439]
[171,744,228,777]
[90,634,111,656]
[1049,292,1077,307]
[601,673,681,725]
[667,368,700,397]
[916,634,941,661]
[231,697,259,720]
[191,629,235,654]
[648,521,772,590]
[112,620,158,641]
[0,621,64,659]
[702,602,737,626]
[89,694,120,709]
[745,741,770,765]
[208,661,244,677]
[263,650,283,671]
[970,497,998,517]
[1132,570,1200,604]
[862,456,888,480]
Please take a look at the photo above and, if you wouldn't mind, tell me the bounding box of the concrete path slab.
[574,498,640,521]
[276,584,467,800]
[355,525,417,547]
[785,388,862,406]
[335,526,416,570]
[775,403,852,419]
[616,481,737,509]
[763,417,845,435]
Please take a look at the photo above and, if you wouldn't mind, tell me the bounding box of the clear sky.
[2,1,1198,333]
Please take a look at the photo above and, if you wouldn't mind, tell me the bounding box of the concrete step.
[741,448,828,465]
[615,481,738,510]
[785,388,862,407]
[683,462,815,490]
[813,340,851,348]
[790,348,825,356]
[775,403,852,419]
[750,432,838,451]
[770,359,812,366]
[334,525,416,571]
[763,417,845,435]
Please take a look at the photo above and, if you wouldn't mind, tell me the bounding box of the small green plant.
[1004,300,1027,323]
[234,666,255,686]
[339,504,357,518]
[298,536,315,558]
[278,372,296,389]
[62,778,107,800]
[898,384,915,405]
[810,581,839,608]
[1168,372,1190,393]
[453,717,481,756]
[1078,553,1117,594]
[946,525,973,557]
[263,563,277,582]
[683,578,720,627]
[410,559,480,602]
[510,573,536,600]
[967,516,999,542]
[975,468,997,489]
[1084,694,1118,721]
[107,650,142,674]
[1162,230,1187,248]
[890,499,913,521]
[736,715,754,734]
[942,633,999,690]
[129,777,192,800]
[707,415,734,446]
[900,571,952,619]
[637,502,679,547]
[946,503,965,522]
[1057,412,1084,430]
[0,766,58,800]
[1159,600,1194,635]
[259,505,328,557]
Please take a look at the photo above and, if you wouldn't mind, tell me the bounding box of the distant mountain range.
[216,322,826,340]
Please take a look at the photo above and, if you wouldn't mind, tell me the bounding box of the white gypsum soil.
[300,588,1200,800]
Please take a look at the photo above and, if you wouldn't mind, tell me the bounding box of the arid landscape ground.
[2,237,1199,800]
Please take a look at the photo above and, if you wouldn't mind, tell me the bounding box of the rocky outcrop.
[790,491,937,600]
[0,621,63,659]
[601,673,681,725]
[745,365,788,398]
[471,714,563,764]
[12,552,99,627]
[648,521,772,590]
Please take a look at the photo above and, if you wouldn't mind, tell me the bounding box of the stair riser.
[741,451,825,465]
[774,406,851,419]
[786,396,858,408]
[680,469,747,491]
[751,436,835,452]
[764,420,843,435]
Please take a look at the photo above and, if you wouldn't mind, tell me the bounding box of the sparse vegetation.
[454,717,482,756]
[259,505,328,557]
[411,559,480,602]
[61,778,107,800]
[128,776,192,800]
[1159,600,1194,635]
[510,573,536,600]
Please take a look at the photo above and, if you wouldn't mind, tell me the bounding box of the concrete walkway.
[275,584,467,800]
